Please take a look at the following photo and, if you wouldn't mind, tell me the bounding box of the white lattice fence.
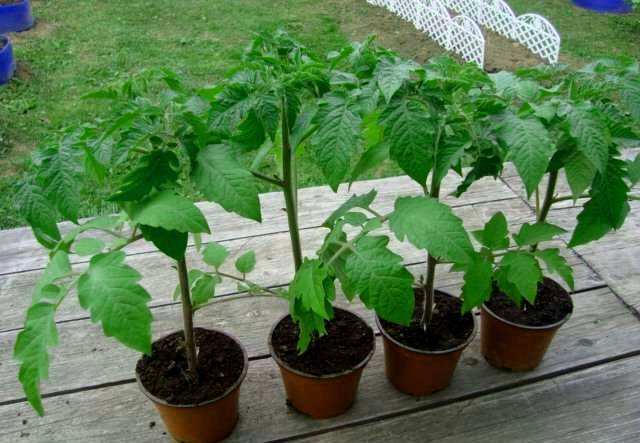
[414,0,452,48]
[513,14,560,64]
[478,0,516,37]
[446,15,485,67]
[395,0,420,21]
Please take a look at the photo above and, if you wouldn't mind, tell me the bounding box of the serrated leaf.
[16,181,61,249]
[290,259,333,320]
[323,190,377,228]
[235,250,256,274]
[570,158,630,246]
[375,57,419,103]
[460,253,493,313]
[500,114,555,197]
[193,144,262,222]
[628,154,640,186]
[139,225,187,260]
[472,212,509,251]
[389,196,473,264]
[498,251,542,304]
[14,284,65,416]
[109,150,180,202]
[74,238,106,256]
[311,93,362,191]
[203,242,230,268]
[77,251,152,354]
[380,98,435,185]
[514,222,566,247]
[350,142,389,183]
[35,251,71,298]
[129,191,210,234]
[191,273,220,307]
[343,211,369,226]
[565,151,597,199]
[433,126,471,186]
[535,248,575,290]
[344,235,414,325]
[318,221,357,300]
[567,105,610,173]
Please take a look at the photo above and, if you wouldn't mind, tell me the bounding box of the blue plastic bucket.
[0,0,34,33]
[572,0,632,13]
[0,35,16,85]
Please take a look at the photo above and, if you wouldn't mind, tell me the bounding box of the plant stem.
[629,194,640,201]
[281,96,303,271]
[207,270,283,297]
[177,259,198,384]
[552,194,589,203]
[195,293,284,311]
[251,170,284,187]
[532,170,558,252]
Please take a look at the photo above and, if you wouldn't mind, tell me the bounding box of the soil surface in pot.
[136,328,244,405]
[272,308,374,376]
[380,289,474,351]
[486,278,573,327]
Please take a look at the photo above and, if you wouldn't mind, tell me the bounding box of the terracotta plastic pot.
[268,309,375,419]
[136,329,248,443]
[376,313,477,396]
[480,295,573,371]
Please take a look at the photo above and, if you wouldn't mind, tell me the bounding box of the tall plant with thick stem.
[13,70,282,414]
[338,49,509,332]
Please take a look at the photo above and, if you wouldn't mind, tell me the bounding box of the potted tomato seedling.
[13,70,284,442]
[460,58,640,370]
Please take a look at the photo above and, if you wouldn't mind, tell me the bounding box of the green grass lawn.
[1,0,639,228]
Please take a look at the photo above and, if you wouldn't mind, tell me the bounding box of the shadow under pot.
[268,307,375,419]
[136,328,248,443]
[481,277,573,372]
[377,289,477,396]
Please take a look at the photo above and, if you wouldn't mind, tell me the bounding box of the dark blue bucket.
[0,0,34,33]
[572,0,632,13]
[0,35,16,85]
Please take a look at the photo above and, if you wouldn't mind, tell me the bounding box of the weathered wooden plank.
[299,354,640,443]
[0,197,540,333]
[0,173,515,276]
[1,287,638,442]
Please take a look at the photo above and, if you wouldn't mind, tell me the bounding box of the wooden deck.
[1,160,639,442]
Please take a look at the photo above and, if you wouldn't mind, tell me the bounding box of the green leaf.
[235,250,256,274]
[74,238,106,256]
[565,151,597,199]
[350,142,389,183]
[203,242,230,268]
[621,79,640,124]
[460,253,493,313]
[497,251,542,304]
[191,273,220,307]
[39,138,82,223]
[139,225,188,261]
[570,158,630,246]
[109,150,180,202]
[628,154,640,186]
[375,57,419,103]
[500,114,555,197]
[323,190,377,228]
[344,235,415,325]
[311,93,362,191]
[36,251,72,297]
[389,196,473,263]
[535,248,575,290]
[433,127,471,186]
[514,222,566,247]
[472,212,509,251]
[318,221,357,300]
[193,144,262,222]
[77,251,153,354]
[231,111,266,151]
[14,284,65,416]
[16,181,61,249]
[290,259,333,319]
[129,191,210,234]
[380,98,435,185]
[567,105,610,173]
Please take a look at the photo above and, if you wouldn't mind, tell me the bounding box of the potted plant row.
[13,31,640,443]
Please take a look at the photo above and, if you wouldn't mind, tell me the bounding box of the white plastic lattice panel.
[446,15,485,67]
[443,0,480,21]
[395,0,420,22]
[513,13,560,64]
[366,0,385,6]
[478,0,516,37]
[414,0,452,47]
[381,0,398,13]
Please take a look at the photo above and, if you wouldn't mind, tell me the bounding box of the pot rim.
[0,0,29,8]
[268,307,376,380]
[135,327,249,409]
[0,35,10,51]
[376,290,478,356]
[481,278,574,331]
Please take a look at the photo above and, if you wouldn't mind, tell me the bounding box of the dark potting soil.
[271,308,374,376]
[380,289,474,351]
[485,278,573,327]
[136,328,245,405]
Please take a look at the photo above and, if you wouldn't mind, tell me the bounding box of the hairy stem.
[251,170,284,187]
[177,259,198,384]
[195,293,284,311]
[207,270,283,297]
[532,170,558,252]
[281,97,303,271]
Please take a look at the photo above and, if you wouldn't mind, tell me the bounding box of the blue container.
[0,0,34,33]
[572,0,632,13]
[0,35,15,85]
